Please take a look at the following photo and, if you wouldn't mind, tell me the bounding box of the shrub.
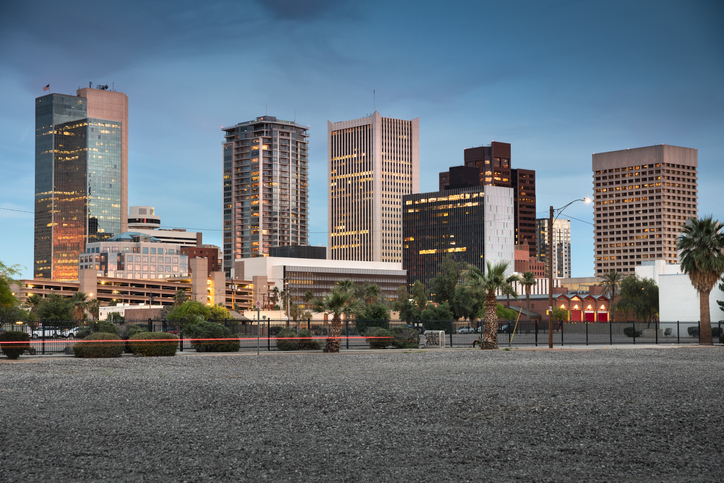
[0,331,32,360]
[355,319,388,337]
[390,327,420,349]
[364,327,392,349]
[720,332,724,344]
[94,320,120,335]
[688,326,722,338]
[712,327,722,338]
[687,326,698,337]
[276,328,320,351]
[623,327,642,338]
[184,320,239,352]
[129,332,178,357]
[75,326,92,339]
[73,332,124,358]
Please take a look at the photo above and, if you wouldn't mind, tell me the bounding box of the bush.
[623,327,642,338]
[688,326,722,338]
[129,332,178,357]
[720,332,724,344]
[688,326,698,337]
[276,328,320,351]
[73,332,124,358]
[713,327,722,338]
[184,320,240,352]
[355,319,388,336]
[94,320,120,335]
[364,327,392,349]
[0,331,31,360]
[390,327,420,349]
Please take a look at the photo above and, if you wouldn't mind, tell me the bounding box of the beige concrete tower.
[592,145,698,277]
[328,112,419,262]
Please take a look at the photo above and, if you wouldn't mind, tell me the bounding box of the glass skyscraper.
[34,87,128,281]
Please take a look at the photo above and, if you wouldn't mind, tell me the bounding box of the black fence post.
[677,321,680,344]
[655,320,658,345]
[609,318,613,346]
[698,320,700,344]
[585,321,589,346]
[307,318,310,331]
[560,321,564,347]
[41,321,45,355]
[449,321,453,348]
[267,319,271,351]
[148,318,153,333]
[632,320,636,345]
[179,328,183,352]
[345,318,349,350]
[534,320,538,347]
[162,317,168,333]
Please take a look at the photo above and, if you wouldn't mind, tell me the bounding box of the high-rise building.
[441,141,537,258]
[34,85,128,281]
[592,144,698,277]
[222,116,309,275]
[402,185,514,292]
[328,111,419,262]
[536,218,571,278]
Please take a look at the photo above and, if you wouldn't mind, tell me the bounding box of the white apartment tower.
[328,112,419,262]
[592,144,698,277]
[222,116,309,275]
[536,218,571,278]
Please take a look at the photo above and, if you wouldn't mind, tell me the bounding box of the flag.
[43,84,50,91]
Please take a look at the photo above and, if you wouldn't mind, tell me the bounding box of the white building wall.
[484,185,515,277]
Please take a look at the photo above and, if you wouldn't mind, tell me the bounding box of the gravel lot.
[1,347,723,482]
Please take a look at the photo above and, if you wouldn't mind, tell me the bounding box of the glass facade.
[34,94,87,279]
[34,92,124,281]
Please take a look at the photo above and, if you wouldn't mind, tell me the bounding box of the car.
[31,327,62,339]
[498,324,515,334]
[456,326,475,334]
[61,327,83,338]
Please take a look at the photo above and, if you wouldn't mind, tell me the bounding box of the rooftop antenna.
[373,89,376,112]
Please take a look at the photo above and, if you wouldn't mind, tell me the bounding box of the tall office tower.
[34,85,128,281]
[222,116,309,275]
[328,111,419,262]
[536,218,571,278]
[403,185,514,292]
[441,141,537,258]
[592,145,698,277]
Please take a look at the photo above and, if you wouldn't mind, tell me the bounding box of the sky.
[1,0,722,280]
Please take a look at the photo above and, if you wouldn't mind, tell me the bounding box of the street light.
[548,198,591,348]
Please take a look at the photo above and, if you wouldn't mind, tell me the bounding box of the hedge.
[390,327,420,349]
[184,321,240,352]
[129,332,178,357]
[0,331,32,360]
[73,332,125,358]
[276,328,320,351]
[364,327,393,349]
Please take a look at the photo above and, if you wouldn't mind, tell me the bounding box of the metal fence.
[2,318,721,355]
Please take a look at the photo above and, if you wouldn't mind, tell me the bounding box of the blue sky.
[1,0,722,280]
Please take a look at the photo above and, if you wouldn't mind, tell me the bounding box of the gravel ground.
[1,348,723,482]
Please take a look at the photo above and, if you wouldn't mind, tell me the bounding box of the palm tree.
[601,270,623,323]
[520,272,537,330]
[70,292,89,322]
[86,299,101,321]
[465,261,510,350]
[173,289,189,307]
[677,216,724,345]
[363,284,381,305]
[311,286,359,353]
[504,275,520,309]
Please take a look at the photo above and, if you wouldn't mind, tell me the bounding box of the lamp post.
[548,198,591,348]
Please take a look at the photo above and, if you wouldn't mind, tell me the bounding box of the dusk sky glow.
[1,0,722,280]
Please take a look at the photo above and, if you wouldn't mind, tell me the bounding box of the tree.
[600,270,623,323]
[410,281,427,312]
[419,301,454,330]
[504,275,520,308]
[36,293,73,321]
[166,300,212,323]
[429,256,466,304]
[616,275,659,326]
[87,299,101,321]
[0,261,22,309]
[70,292,89,322]
[520,272,536,326]
[209,303,231,321]
[677,216,724,345]
[311,286,360,353]
[362,284,381,305]
[465,261,510,350]
[452,284,482,323]
[173,289,189,307]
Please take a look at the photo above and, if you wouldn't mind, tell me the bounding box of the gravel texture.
[1,348,723,482]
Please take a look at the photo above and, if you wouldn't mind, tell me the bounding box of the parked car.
[62,327,83,338]
[456,326,475,334]
[498,324,515,334]
[31,327,62,339]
